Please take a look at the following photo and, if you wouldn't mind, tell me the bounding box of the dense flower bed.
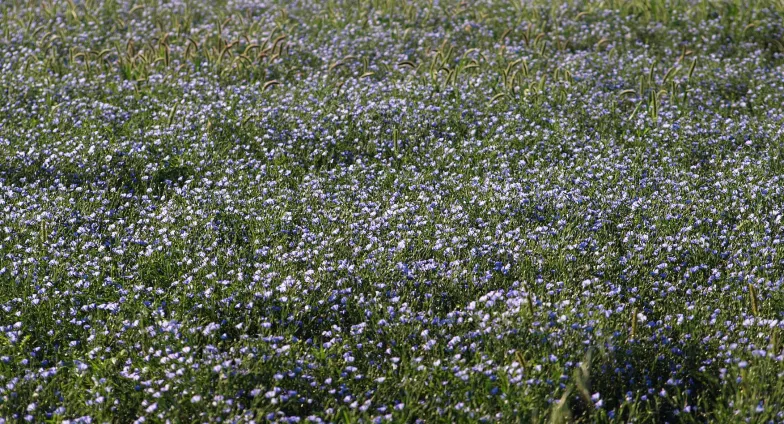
[1,0,784,422]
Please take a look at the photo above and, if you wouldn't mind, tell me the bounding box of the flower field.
[2,0,784,422]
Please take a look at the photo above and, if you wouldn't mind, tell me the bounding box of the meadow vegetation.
[1,0,784,422]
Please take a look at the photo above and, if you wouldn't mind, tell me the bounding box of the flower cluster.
[1,0,784,422]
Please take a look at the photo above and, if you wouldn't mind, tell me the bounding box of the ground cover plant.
[1,0,784,422]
